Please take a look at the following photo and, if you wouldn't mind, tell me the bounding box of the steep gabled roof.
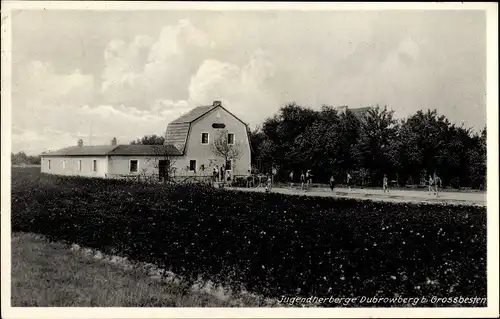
[170,105,217,124]
[165,103,248,155]
[41,144,182,157]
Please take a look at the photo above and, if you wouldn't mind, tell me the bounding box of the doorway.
[158,160,169,181]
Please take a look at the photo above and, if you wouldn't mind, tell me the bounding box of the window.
[130,160,138,173]
[77,160,82,172]
[201,132,209,144]
[93,160,97,172]
[189,160,197,172]
[225,159,232,171]
[48,160,51,170]
[227,133,235,145]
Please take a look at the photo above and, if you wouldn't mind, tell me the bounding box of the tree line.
[249,103,486,189]
[12,152,41,165]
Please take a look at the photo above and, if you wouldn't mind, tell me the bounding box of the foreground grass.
[11,232,268,307]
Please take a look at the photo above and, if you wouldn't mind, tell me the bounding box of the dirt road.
[230,186,487,207]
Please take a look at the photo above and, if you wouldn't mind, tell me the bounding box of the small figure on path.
[434,172,441,197]
[246,170,254,188]
[428,175,434,194]
[347,172,352,191]
[329,174,335,192]
[213,166,218,182]
[289,170,294,188]
[383,174,389,193]
[265,174,272,193]
[214,165,219,182]
[220,165,225,184]
[306,169,313,188]
[300,171,305,190]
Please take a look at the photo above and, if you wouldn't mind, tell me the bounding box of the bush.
[449,177,461,189]
[11,167,487,306]
[232,177,248,187]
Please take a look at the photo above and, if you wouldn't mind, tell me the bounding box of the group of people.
[246,167,443,197]
[288,170,314,190]
[428,173,442,197]
[212,165,231,183]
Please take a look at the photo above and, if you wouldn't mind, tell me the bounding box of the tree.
[352,105,398,184]
[12,151,41,165]
[130,134,165,145]
[211,129,242,181]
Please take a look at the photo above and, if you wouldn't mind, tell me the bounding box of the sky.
[10,9,487,155]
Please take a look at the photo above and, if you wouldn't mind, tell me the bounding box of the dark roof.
[41,145,118,157]
[170,105,217,124]
[41,144,182,157]
[165,104,248,155]
[165,122,191,154]
[109,144,182,156]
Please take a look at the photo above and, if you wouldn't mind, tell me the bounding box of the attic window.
[212,123,226,129]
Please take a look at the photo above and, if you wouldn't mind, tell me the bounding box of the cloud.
[11,11,486,154]
[188,49,279,126]
[101,19,214,107]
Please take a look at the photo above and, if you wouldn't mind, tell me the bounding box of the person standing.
[214,165,219,182]
[346,172,352,191]
[265,174,272,193]
[220,165,225,184]
[306,169,313,188]
[433,172,441,197]
[289,170,294,188]
[329,174,335,192]
[428,175,434,195]
[383,174,389,193]
[213,166,218,182]
[246,170,253,188]
[300,171,306,190]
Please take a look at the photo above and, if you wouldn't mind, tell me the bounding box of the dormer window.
[212,123,226,129]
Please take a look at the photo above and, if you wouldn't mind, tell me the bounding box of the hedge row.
[11,167,487,305]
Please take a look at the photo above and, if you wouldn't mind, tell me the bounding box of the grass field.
[11,232,274,307]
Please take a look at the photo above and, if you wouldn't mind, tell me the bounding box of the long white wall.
[40,156,107,178]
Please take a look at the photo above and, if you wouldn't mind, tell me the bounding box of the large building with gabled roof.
[40,101,251,180]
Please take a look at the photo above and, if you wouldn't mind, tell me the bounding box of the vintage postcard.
[1,1,498,318]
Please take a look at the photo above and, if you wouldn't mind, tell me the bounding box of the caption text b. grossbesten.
[277,296,487,306]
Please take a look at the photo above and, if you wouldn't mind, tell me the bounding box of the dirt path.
[230,186,487,207]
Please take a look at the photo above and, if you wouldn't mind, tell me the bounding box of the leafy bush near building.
[11,167,486,305]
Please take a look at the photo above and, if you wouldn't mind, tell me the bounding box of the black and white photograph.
[1,1,498,318]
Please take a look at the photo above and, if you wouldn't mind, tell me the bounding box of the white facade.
[173,106,252,178]
[40,156,107,178]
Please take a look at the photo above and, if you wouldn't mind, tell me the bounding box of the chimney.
[111,137,117,145]
[213,100,221,107]
[77,139,83,147]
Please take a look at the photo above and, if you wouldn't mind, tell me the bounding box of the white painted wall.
[40,156,107,178]
[182,106,252,177]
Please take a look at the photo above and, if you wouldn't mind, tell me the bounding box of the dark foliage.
[250,104,486,189]
[11,152,41,165]
[11,167,486,306]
